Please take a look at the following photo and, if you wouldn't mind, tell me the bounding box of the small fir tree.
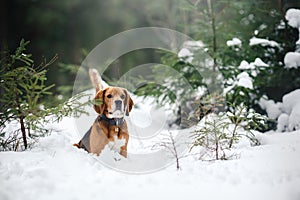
[0,40,88,151]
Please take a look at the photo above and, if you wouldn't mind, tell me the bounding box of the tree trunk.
[228,122,238,149]
[19,116,27,150]
[208,0,217,72]
[215,131,219,160]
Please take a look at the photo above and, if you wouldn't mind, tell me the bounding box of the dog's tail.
[73,143,80,148]
[89,68,103,92]
[73,141,88,152]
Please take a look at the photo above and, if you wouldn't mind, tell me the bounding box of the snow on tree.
[260,89,300,132]
[284,8,300,68]
[285,8,300,45]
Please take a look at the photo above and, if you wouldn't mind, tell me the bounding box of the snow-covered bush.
[221,8,300,133]
[135,46,209,127]
[191,113,232,161]
[283,9,300,68]
[222,27,296,107]
[260,89,300,132]
[135,5,300,132]
[258,8,300,132]
[191,105,264,161]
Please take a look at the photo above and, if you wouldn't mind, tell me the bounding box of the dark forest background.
[1,0,299,98]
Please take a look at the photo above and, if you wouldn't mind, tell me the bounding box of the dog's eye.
[107,94,112,98]
[121,94,125,99]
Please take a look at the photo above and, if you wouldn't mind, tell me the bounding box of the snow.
[282,89,300,115]
[182,40,205,49]
[277,113,289,132]
[1,88,300,200]
[223,72,253,94]
[285,8,300,59]
[259,97,282,120]
[236,72,253,89]
[178,40,205,64]
[283,89,300,131]
[226,37,242,47]
[178,48,193,58]
[238,58,268,70]
[238,60,254,70]
[259,89,300,132]
[253,57,268,67]
[288,103,300,131]
[178,48,194,63]
[277,20,286,30]
[286,9,300,29]
[284,52,300,69]
[1,118,300,200]
[249,37,280,47]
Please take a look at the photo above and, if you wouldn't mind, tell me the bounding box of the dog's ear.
[124,89,134,116]
[93,89,106,115]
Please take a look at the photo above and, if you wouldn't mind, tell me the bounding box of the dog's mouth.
[107,110,124,118]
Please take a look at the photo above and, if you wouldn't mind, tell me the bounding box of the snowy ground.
[1,111,300,200]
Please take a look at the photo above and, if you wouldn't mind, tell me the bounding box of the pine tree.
[0,40,88,151]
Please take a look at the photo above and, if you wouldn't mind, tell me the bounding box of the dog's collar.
[98,114,124,126]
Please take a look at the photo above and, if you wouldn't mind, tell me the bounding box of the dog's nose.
[115,100,122,109]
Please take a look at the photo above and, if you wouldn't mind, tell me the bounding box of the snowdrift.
[1,97,300,200]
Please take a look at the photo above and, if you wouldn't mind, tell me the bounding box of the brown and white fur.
[73,69,133,157]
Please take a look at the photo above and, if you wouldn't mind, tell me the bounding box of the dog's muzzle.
[107,100,124,118]
[115,100,122,110]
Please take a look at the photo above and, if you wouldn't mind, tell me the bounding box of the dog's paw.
[108,136,126,152]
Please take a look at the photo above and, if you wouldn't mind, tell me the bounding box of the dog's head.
[93,86,134,118]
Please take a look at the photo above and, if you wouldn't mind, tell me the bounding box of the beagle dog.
[74,69,133,157]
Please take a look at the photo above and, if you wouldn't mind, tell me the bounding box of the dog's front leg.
[108,126,128,158]
[118,132,129,158]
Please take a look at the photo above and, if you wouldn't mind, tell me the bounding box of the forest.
[1,0,299,97]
